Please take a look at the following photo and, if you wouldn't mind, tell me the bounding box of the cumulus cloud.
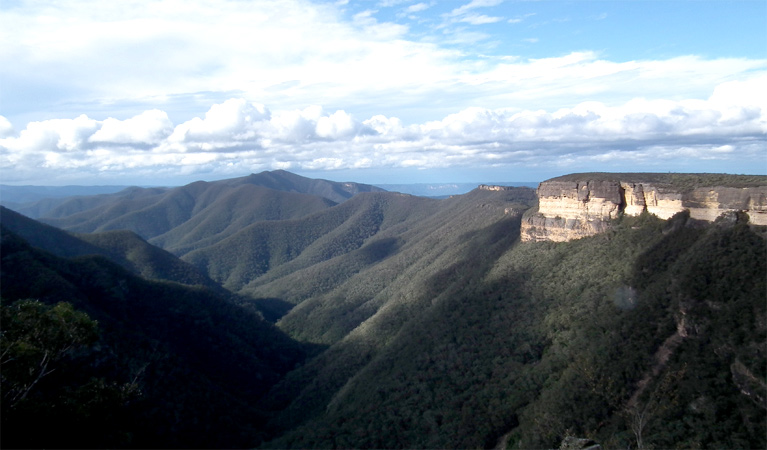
[316,110,368,139]
[168,99,270,145]
[90,110,173,145]
[9,116,100,152]
[2,76,765,184]
[0,116,14,138]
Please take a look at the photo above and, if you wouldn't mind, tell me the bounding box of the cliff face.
[521,176,767,242]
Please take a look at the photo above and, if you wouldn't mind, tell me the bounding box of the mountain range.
[1,170,765,449]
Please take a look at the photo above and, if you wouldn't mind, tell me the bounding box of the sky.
[0,0,765,186]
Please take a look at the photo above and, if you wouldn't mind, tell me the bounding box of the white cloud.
[2,76,765,184]
[459,14,503,25]
[316,110,364,139]
[378,0,411,7]
[443,0,504,29]
[449,0,504,17]
[168,99,270,144]
[405,3,431,13]
[266,106,324,143]
[90,110,173,145]
[2,0,765,129]
[0,0,437,116]
[363,115,406,136]
[1,0,765,183]
[709,78,767,110]
[0,117,14,138]
[508,13,535,24]
[8,115,100,153]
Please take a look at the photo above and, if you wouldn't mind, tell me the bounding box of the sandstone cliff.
[521,174,767,242]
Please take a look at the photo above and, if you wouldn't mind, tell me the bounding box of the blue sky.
[352,0,765,60]
[0,0,765,186]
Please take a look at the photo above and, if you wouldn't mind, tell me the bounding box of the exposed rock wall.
[521,177,767,242]
[478,184,514,191]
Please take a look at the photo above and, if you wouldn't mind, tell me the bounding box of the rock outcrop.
[478,184,516,191]
[521,174,767,242]
[559,436,602,450]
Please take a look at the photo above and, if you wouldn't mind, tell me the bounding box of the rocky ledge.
[521,173,767,242]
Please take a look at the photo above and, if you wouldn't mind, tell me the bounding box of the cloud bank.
[2,77,765,185]
[3,0,765,125]
[1,0,765,184]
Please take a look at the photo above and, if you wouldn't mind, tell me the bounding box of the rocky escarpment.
[521,174,767,242]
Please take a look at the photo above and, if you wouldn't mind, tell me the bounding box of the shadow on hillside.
[248,297,296,322]
[358,237,403,265]
[419,215,523,310]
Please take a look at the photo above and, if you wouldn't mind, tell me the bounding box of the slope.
[179,187,537,344]
[0,206,218,289]
[260,188,535,344]
[262,211,766,449]
[29,170,378,234]
[25,171,380,255]
[0,184,133,205]
[225,187,534,439]
[181,191,441,294]
[148,183,337,255]
[215,170,385,203]
[3,170,764,449]
[0,228,312,448]
[12,186,169,219]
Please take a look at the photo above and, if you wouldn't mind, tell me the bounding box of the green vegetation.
[1,171,764,448]
[37,170,378,243]
[261,211,766,449]
[77,229,219,288]
[1,300,99,408]
[1,299,142,448]
[0,206,219,289]
[549,172,767,191]
[0,228,312,448]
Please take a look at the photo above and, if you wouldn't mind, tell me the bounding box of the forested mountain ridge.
[216,170,386,203]
[0,227,313,448]
[250,188,535,344]
[0,206,220,289]
[2,171,765,449]
[261,210,766,449]
[38,180,335,242]
[10,186,171,220]
[10,170,379,221]
[0,184,133,208]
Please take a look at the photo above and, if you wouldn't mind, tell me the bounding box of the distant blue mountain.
[0,184,135,204]
[375,181,539,197]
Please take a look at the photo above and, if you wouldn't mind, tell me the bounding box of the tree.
[1,299,99,408]
[625,365,686,449]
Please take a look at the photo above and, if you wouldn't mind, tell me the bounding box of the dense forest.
[1,171,765,448]
[0,227,313,448]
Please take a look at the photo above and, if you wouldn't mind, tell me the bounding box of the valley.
[1,170,765,449]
